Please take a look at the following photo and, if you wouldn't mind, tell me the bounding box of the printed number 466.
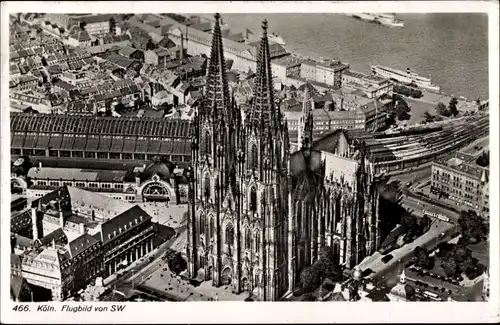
[13,305,30,312]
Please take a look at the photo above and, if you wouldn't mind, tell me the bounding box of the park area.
[392,90,481,127]
[405,209,489,301]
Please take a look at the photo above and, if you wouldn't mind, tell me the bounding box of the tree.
[453,243,474,272]
[401,212,420,242]
[476,151,489,167]
[436,242,454,258]
[164,249,187,275]
[317,246,342,282]
[458,210,488,244]
[449,97,459,116]
[441,256,459,278]
[476,98,482,110]
[300,265,321,291]
[300,246,343,291]
[423,111,435,123]
[393,97,411,121]
[420,216,432,232]
[385,113,396,127]
[435,102,451,117]
[465,262,485,280]
[414,246,434,269]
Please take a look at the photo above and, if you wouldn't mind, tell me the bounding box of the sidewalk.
[103,238,172,288]
[140,266,249,302]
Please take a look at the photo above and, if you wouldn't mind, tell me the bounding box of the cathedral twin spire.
[204,13,232,123]
[202,13,284,135]
[247,19,279,131]
[204,14,279,132]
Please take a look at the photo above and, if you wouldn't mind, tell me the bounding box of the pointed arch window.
[199,213,205,236]
[225,223,234,245]
[250,187,257,213]
[254,271,260,286]
[250,144,258,169]
[255,232,261,249]
[204,174,211,199]
[204,130,212,156]
[245,228,251,249]
[209,217,214,239]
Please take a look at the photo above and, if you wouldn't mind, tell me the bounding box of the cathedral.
[187,14,382,301]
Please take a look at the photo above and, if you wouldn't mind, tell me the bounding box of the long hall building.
[10,113,192,165]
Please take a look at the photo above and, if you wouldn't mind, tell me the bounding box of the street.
[357,219,455,280]
[100,203,189,301]
[401,194,460,222]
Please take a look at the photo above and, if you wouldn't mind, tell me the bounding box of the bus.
[423,210,450,223]
[423,290,441,301]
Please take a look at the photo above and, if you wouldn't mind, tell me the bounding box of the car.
[381,254,394,263]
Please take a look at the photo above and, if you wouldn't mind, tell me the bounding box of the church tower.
[239,19,291,301]
[188,14,290,301]
[297,83,314,151]
[187,12,238,285]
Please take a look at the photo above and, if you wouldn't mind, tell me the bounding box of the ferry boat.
[371,65,441,92]
[376,13,404,27]
[268,32,286,46]
[344,13,404,27]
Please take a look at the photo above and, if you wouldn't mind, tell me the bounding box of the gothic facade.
[187,14,381,301]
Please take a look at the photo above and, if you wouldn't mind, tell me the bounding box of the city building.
[187,14,382,302]
[10,92,53,114]
[118,46,144,61]
[10,113,192,165]
[11,186,156,300]
[72,14,115,36]
[271,56,305,84]
[283,88,390,147]
[342,70,393,99]
[127,14,288,74]
[387,271,415,301]
[430,138,490,215]
[67,28,92,48]
[144,48,175,66]
[24,159,188,203]
[299,59,350,89]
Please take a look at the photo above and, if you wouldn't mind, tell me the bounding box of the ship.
[268,32,286,46]
[371,65,441,92]
[344,13,404,27]
[376,13,405,27]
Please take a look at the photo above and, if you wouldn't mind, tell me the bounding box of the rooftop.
[66,233,100,258]
[344,70,387,84]
[271,55,305,68]
[10,113,192,138]
[442,157,489,180]
[100,205,152,244]
[73,14,116,25]
[303,59,350,72]
[27,167,129,182]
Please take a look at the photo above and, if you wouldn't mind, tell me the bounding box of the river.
[220,13,489,100]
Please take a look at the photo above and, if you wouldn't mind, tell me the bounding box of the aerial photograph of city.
[8,10,490,304]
